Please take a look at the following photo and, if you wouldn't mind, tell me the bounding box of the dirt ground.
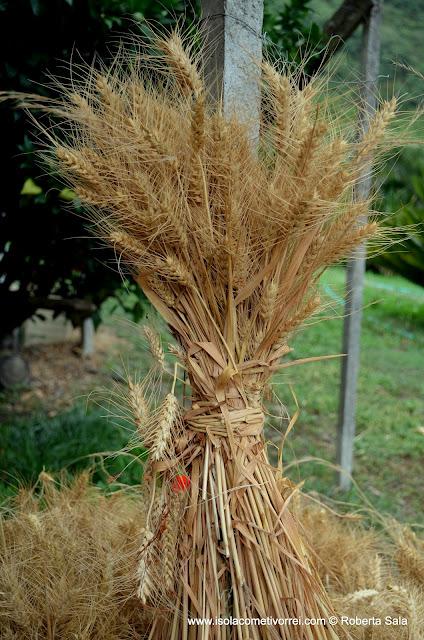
[3,327,126,417]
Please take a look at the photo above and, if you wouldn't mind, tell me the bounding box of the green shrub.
[371,147,424,288]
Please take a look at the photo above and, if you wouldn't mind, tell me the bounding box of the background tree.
[0,0,192,338]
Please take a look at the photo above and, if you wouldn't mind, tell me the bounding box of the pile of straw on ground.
[3,26,407,639]
[0,475,423,639]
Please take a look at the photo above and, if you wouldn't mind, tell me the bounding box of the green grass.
[0,404,145,497]
[1,267,423,523]
[271,267,424,523]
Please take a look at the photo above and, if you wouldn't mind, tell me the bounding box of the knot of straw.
[184,405,264,437]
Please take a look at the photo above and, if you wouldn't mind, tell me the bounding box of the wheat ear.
[260,279,278,322]
[56,147,99,184]
[109,230,146,263]
[150,393,179,461]
[156,255,193,287]
[143,326,165,370]
[136,528,155,603]
[162,495,185,592]
[128,378,149,432]
[278,295,321,341]
[263,62,291,155]
[157,33,203,98]
[355,97,397,161]
[147,276,176,307]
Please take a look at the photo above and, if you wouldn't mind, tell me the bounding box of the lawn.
[272,267,424,523]
[1,267,423,523]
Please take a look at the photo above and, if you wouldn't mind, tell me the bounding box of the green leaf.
[411,176,424,201]
[20,178,42,196]
[59,187,77,201]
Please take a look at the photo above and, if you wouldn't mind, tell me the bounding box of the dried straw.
[1,477,423,640]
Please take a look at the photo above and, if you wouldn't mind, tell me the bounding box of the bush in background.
[0,0,190,338]
[371,147,424,288]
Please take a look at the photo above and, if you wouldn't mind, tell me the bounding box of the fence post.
[337,0,382,490]
[200,0,263,138]
[82,316,94,357]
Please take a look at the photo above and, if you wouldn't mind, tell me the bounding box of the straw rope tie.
[184,405,264,437]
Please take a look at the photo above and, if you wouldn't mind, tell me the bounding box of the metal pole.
[337,0,382,490]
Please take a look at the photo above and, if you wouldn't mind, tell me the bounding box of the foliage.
[371,148,424,287]
[0,0,192,338]
[264,0,323,65]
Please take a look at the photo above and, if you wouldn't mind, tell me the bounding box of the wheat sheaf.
[9,27,401,640]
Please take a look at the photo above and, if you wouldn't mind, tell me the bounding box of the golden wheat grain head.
[5,25,408,382]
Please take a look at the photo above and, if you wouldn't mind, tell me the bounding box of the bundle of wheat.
[9,30,399,639]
